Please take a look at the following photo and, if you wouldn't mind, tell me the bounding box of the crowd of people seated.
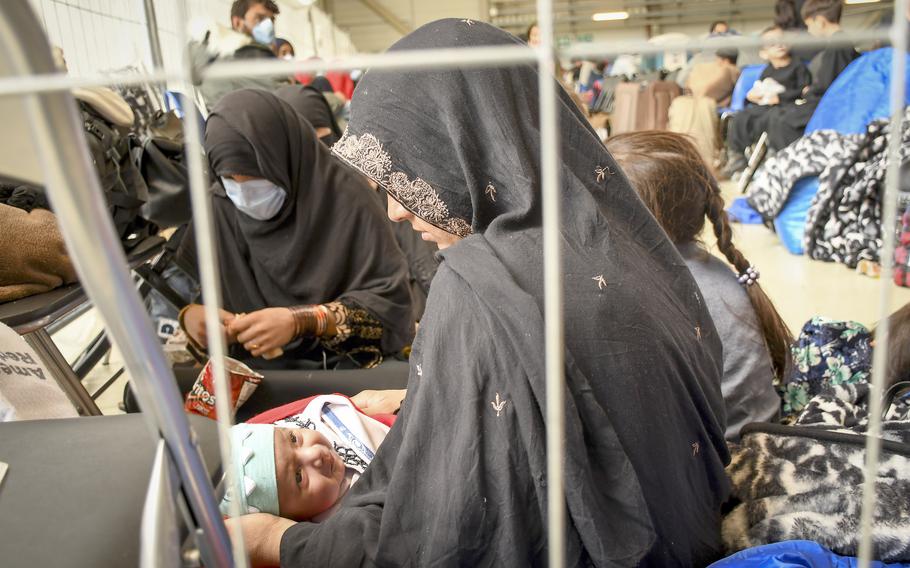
[2,0,909,566]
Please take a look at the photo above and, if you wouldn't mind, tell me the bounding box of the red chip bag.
[184,357,263,420]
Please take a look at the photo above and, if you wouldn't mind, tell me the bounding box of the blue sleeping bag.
[807,47,910,135]
[709,541,910,567]
[773,176,820,255]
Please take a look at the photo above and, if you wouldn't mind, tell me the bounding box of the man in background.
[193,0,283,109]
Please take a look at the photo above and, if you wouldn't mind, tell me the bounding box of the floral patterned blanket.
[722,317,910,562]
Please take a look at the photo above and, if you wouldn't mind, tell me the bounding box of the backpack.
[79,100,155,250]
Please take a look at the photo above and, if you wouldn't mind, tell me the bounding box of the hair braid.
[704,184,793,380]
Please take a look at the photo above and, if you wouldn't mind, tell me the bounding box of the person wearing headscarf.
[274,85,342,146]
[307,75,348,130]
[179,89,414,370]
[228,20,730,566]
[274,84,439,319]
[272,37,294,60]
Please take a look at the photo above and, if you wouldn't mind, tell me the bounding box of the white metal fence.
[8,0,908,565]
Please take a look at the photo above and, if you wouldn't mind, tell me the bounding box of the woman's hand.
[225,513,295,567]
[351,389,407,415]
[228,308,296,358]
[181,304,237,348]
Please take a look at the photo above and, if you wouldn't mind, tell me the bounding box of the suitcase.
[640,80,682,130]
[610,80,682,135]
[610,81,644,135]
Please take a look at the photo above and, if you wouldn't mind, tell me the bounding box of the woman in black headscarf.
[275,84,439,319]
[229,20,730,566]
[274,84,342,146]
[180,89,414,369]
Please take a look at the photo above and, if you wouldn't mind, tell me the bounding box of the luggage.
[79,100,155,249]
[610,82,643,135]
[642,80,682,130]
[610,80,681,135]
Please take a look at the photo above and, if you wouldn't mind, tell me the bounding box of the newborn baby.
[221,394,391,521]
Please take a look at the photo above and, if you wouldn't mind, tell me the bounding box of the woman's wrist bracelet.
[289,305,330,338]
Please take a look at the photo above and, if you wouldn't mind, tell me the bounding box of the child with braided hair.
[607,131,792,441]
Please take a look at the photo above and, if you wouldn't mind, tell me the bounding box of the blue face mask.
[251,18,275,46]
[221,177,287,221]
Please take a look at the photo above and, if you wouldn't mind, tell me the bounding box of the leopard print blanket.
[722,382,910,562]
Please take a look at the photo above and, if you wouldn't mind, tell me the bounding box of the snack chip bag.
[184,358,263,419]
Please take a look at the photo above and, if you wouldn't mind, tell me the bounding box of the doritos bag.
[184,357,263,419]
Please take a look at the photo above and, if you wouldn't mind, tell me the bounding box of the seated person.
[180,90,415,370]
[764,0,858,150]
[669,48,740,166]
[607,131,791,441]
[724,25,811,176]
[272,37,294,60]
[229,20,730,568]
[221,393,395,521]
[686,48,741,107]
[274,84,439,320]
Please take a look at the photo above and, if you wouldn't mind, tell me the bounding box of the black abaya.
[281,19,730,567]
[203,90,415,361]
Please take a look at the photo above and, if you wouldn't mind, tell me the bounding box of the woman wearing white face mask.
[180,89,415,370]
[273,38,295,61]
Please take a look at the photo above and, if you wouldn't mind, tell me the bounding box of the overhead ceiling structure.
[488,0,894,36]
[323,0,894,52]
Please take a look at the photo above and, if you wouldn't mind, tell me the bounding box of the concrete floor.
[713,181,909,332]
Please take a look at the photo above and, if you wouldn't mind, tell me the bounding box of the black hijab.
[310,75,334,94]
[274,84,343,145]
[282,19,729,566]
[203,89,414,355]
[276,84,437,319]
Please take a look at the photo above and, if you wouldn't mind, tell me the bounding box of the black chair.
[0,235,167,415]
[124,360,412,422]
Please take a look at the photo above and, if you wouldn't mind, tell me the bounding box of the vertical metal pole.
[308,7,320,58]
[141,0,164,69]
[535,0,565,566]
[175,1,250,566]
[24,329,101,416]
[857,3,908,566]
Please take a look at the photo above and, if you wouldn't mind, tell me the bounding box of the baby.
[221,394,391,521]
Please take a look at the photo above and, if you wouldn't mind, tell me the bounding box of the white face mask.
[251,18,275,46]
[221,177,287,221]
[282,54,294,61]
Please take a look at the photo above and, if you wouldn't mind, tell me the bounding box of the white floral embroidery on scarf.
[595,165,613,182]
[485,182,497,202]
[491,393,507,417]
[332,130,473,238]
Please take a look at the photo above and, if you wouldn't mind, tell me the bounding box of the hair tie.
[737,265,760,287]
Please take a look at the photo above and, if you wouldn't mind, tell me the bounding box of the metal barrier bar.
[857,1,908,566]
[0,29,892,97]
[174,0,249,565]
[142,0,164,70]
[534,0,566,565]
[0,3,233,567]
